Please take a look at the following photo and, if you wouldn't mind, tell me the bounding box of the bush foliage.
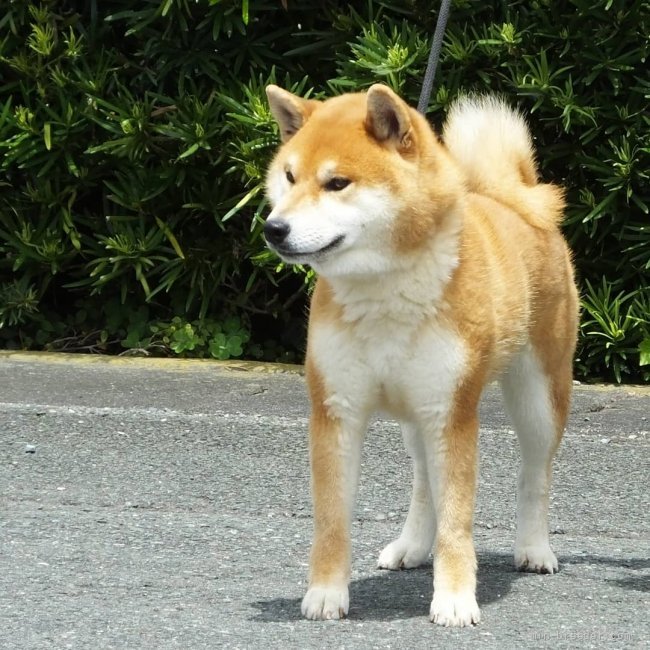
[0,0,648,381]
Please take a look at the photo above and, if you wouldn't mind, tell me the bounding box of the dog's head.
[264,84,460,278]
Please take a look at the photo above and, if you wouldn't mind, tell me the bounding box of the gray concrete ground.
[1,352,648,649]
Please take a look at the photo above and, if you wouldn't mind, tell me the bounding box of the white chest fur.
[308,223,466,425]
[309,318,466,425]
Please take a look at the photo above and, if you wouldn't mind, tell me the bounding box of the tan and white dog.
[263,84,578,627]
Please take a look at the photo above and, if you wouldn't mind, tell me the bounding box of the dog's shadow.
[250,552,649,622]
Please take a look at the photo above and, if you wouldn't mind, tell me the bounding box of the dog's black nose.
[264,219,291,246]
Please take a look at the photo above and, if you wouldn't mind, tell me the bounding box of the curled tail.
[442,95,565,230]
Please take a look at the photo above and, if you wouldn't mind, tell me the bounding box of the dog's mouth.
[273,234,346,262]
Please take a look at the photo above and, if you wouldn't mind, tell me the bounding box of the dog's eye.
[324,177,351,192]
[285,170,295,184]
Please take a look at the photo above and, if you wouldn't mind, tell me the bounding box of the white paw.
[377,538,431,570]
[301,584,349,620]
[515,543,558,573]
[430,589,480,627]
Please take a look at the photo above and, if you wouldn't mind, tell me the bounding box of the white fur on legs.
[500,345,560,573]
[378,423,435,570]
[422,413,481,628]
[430,588,481,627]
[301,584,349,620]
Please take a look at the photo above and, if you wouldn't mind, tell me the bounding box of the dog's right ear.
[266,85,320,142]
[365,84,413,147]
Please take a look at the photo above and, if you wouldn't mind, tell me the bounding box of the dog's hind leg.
[377,422,436,570]
[500,342,572,573]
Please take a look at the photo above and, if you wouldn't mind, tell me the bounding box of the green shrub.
[0,0,327,360]
[1,1,648,381]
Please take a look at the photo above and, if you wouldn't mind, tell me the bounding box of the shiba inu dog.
[263,83,578,626]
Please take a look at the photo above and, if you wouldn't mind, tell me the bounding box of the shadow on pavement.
[250,551,650,622]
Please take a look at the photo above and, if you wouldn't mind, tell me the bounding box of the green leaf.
[640,340,650,367]
[43,123,52,151]
[227,335,243,357]
[177,142,200,160]
[171,323,199,354]
[154,216,185,260]
[222,186,261,222]
[0,96,12,130]
[161,0,174,18]
[209,333,228,359]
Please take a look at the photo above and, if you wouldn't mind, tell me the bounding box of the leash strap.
[417,0,452,115]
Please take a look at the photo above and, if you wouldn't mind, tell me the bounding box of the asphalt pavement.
[1,352,648,649]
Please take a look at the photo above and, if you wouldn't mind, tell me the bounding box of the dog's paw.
[377,538,431,570]
[301,584,349,620]
[515,544,558,574]
[430,589,480,627]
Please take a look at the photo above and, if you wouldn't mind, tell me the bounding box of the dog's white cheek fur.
[266,169,285,208]
[269,185,402,273]
[266,153,298,207]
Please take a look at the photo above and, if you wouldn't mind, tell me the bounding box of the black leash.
[417,0,452,115]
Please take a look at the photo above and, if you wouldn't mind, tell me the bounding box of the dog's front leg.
[425,402,481,627]
[301,404,366,620]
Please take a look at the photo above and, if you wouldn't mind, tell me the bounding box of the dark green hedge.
[0,1,648,381]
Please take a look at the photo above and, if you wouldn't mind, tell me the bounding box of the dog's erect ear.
[365,84,413,145]
[266,85,320,142]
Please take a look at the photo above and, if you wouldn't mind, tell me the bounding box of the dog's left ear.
[365,84,413,146]
[266,85,320,142]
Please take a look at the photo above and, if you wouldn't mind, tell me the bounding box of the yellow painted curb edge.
[0,350,304,375]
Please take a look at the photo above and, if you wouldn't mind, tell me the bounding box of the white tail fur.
[443,96,564,230]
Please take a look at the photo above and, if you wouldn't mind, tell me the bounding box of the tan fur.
[304,356,351,588]
[265,83,579,625]
[443,95,566,229]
